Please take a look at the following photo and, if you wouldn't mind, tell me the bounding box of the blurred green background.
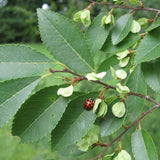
[1,0,160,43]
[0,0,160,159]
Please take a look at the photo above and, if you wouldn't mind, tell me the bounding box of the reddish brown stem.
[49,68,160,105]
[49,68,160,159]
[90,104,160,160]
[93,142,108,147]
[152,11,160,24]
[89,0,160,13]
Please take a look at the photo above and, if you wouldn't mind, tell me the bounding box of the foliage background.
[0,0,160,159]
[1,0,160,43]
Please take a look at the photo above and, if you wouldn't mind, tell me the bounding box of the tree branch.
[49,2,160,159]
[49,68,160,105]
[49,68,160,159]
[89,0,160,13]
[90,104,160,160]
[152,11,160,24]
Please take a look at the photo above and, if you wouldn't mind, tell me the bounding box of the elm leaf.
[132,129,158,160]
[37,9,94,73]
[51,93,98,150]
[102,33,140,54]
[12,86,69,143]
[0,76,41,128]
[142,58,160,93]
[0,45,55,81]
[85,13,110,56]
[135,27,160,64]
[126,65,147,121]
[112,14,133,45]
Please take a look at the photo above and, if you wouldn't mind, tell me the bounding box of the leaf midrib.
[141,132,150,160]
[132,130,149,160]
[43,11,93,71]
[0,77,40,107]
[135,39,160,64]
[53,110,91,148]
[143,42,160,60]
[19,97,62,138]
[114,15,131,44]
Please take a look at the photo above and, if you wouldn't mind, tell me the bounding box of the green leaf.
[0,76,41,128]
[51,93,98,150]
[98,55,119,72]
[0,45,55,81]
[146,17,160,32]
[142,58,160,93]
[126,65,147,121]
[112,14,133,45]
[12,86,69,143]
[100,99,126,137]
[101,113,125,137]
[37,9,94,73]
[85,13,110,56]
[102,33,140,54]
[132,129,158,160]
[135,27,160,64]
[58,144,84,157]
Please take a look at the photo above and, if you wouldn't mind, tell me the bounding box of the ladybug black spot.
[84,98,95,110]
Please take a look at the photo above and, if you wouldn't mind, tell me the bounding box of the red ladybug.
[84,98,95,110]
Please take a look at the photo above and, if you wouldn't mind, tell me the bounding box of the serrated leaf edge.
[0,44,55,62]
[0,77,41,107]
[16,97,68,143]
[142,129,158,160]
[141,64,160,93]
[52,109,96,150]
[37,9,94,72]
[131,129,158,160]
[111,14,133,45]
[85,13,110,55]
[0,76,41,128]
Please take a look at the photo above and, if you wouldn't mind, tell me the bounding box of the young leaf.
[132,129,158,160]
[85,13,110,56]
[146,17,160,32]
[142,59,160,93]
[37,9,94,73]
[0,45,55,81]
[51,93,98,150]
[126,65,147,121]
[135,27,160,64]
[102,33,140,54]
[12,86,69,143]
[112,14,133,45]
[0,76,41,128]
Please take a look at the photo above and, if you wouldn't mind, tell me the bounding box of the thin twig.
[89,0,160,13]
[90,104,160,160]
[49,68,160,105]
[49,68,160,159]
[51,2,160,159]
[152,11,160,25]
